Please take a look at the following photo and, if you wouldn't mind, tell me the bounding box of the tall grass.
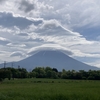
[0,79,100,100]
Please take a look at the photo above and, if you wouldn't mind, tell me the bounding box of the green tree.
[61,69,67,79]
[32,67,46,78]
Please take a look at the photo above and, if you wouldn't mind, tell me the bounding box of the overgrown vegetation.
[0,66,100,81]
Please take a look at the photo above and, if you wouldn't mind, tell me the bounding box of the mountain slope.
[0,50,99,71]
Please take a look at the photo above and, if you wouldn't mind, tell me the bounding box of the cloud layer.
[0,0,100,68]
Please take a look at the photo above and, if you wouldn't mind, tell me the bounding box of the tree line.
[0,66,100,81]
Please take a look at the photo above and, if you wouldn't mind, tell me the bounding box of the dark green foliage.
[32,67,59,79]
[0,68,11,80]
[32,67,46,78]
[0,66,100,80]
[52,68,58,72]
[0,67,28,80]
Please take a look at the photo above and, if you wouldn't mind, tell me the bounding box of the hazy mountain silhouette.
[0,50,99,71]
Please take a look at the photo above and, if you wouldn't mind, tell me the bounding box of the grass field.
[0,78,100,100]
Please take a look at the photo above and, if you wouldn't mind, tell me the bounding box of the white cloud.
[86,60,100,68]
[28,44,73,55]
[10,51,25,57]
[7,43,26,48]
[0,36,10,45]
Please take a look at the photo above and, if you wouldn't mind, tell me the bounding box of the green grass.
[0,79,100,100]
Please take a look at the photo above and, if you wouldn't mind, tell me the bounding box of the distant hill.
[0,50,99,71]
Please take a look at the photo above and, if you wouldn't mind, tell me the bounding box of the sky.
[0,0,100,68]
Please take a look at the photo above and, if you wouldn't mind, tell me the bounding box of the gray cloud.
[0,12,33,29]
[27,37,44,43]
[0,12,43,29]
[18,33,28,36]
[0,0,5,3]
[19,0,35,13]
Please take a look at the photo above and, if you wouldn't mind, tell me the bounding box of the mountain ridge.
[0,50,99,71]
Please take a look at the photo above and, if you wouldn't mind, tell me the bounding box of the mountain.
[0,50,99,71]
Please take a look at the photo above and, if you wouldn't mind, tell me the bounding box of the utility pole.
[4,61,6,69]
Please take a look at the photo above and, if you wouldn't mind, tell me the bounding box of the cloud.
[17,33,28,36]
[0,12,44,30]
[0,15,95,62]
[0,12,33,29]
[10,51,25,57]
[35,19,81,36]
[34,0,100,41]
[0,0,5,3]
[0,37,10,45]
[7,43,26,48]
[0,0,100,29]
[28,44,73,56]
[32,19,92,46]
[18,0,35,13]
